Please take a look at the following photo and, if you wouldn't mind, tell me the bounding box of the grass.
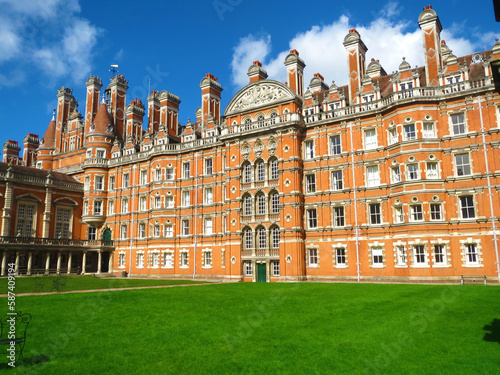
[2,283,500,374]
[0,275,208,294]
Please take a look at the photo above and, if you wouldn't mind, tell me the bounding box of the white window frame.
[451,113,466,135]
[364,128,378,150]
[455,153,471,176]
[329,135,341,155]
[307,209,318,229]
[331,170,343,190]
[371,247,384,268]
[366,165,380,187]
[306,174,316,193]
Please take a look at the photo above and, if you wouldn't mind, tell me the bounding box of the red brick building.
[2,6,500,282]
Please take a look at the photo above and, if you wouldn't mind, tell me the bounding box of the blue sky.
[0,0,498,151]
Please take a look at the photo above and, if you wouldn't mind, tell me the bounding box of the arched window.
[243,228,253,249]
[270,192,280,214]
[242,162,252,183]
[270,226,280,249]
[255,160,265,181]
[257,227,267,249]
[243,195,253,216]
[269,158,279,180]
[256,194,266,215]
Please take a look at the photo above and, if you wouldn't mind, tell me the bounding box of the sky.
[0,0,498,152]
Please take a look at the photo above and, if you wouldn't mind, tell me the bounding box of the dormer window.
[400,82,413,90]
[446,76,461,84]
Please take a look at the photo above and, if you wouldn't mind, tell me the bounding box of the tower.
[200,73,223,126]
[343,28,368,104]
[418,5,443,86]
[106,75,128,140]
[284,49,306,98]
[85,75,103,134]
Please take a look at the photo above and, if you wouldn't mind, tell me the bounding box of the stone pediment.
[224,80,297,116]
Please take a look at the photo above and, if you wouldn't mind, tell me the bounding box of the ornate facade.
[2,6,500,282]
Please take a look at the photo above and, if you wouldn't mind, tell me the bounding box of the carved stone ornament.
[286,255,292,263]
[285,214,292,222]
[225,81,296,115]
[284,179,291,188]
[231,256,236,264]
[254,141,264,157]
[231,154,236,162]
[231,186,237,194]
[242,144,250,159]
[268,139,277,154]
[283,145,290,153]
[231,218,237,227]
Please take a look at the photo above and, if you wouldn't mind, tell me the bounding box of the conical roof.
[91,102,114,135]
[41,114,56,148]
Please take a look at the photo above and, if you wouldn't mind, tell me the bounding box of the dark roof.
[0,162,81,184]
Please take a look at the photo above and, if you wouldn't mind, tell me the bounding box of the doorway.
[257,263,267,282]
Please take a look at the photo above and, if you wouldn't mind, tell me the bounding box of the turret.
[343,28,368,104]
[418,5,443,86]
[55,87,77,152]
[22,133,40,167]
[159,90,181,138]
[2,140,21,165]
[284,49,306,98]
[85,75,103,134]
[200,73,222,126]
[106,74,128,140]
[248,60,268,83]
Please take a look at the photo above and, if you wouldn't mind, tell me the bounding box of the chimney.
[343,28,368,104]
[248,60,268,83]
[200,73,223,126]
[284,49,306,97]
[418,5,443,86]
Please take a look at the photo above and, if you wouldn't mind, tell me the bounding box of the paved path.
[0,282,220,297]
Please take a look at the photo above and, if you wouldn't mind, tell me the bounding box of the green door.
[257,263,267,282]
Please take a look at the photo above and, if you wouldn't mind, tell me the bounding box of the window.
[270,193,280,214]
[307,209,318,229]
[155,168,162,181]
[163,252,173,268]
[182,220,190,236]
[140,170,148,185]
[451,113,465,135]
[271,227,280,248]
[455,153,471,176]
[257,228,266,249]
[364,129,377,149]
[423,123,435,138]
[426,162,439,179]
[407,164,419,180]
[334,207,345,227]
[243,163,252,183]
[139,196,147,212]
[410,204,423,221]
[180,252,189,267]
[460,196,475,219]
[403,124,416,141]
[306,174,316,193]
[139,223,146,238]
[155,195,161,209]
[109,176,115,190]
[389,128,398,144]
[107,200,114,215]
[414,245,426,265]
[183,162,190,179]
[335,248,346,267]
[95,176,104,190]
[151,252,159,268]
[122,199,129,213]
[366,166,380,187]
[394,206,404,223]
[137,253,144,268]
[372,247,383,267]
[245,262,253,276]
[256,161,265,181]
[165,224,173,237]
[118,253,125,268]
[204,218,213,235]
[84,176,90,190]
[88,226,97,240]
[166,169,174,180]
[166,196,174,208]
[330,135,341,155]
[84,201,89,215]
[396,245,406,266]
[270,159,279,180]
[244,229,253,249]
[182,191,190,207]
[94,200,102,215]
[204,187,213,205]
[55,207,71,239]
[243,195,252,216]
[123,174,129,188]
[96,149,105,158]
[305,140,314,159]
[203,251,212,268]
[369,203,381,225]
[121,225,127,239]
[434,245,445,265]
[391,166,401,183]
[272,261,280,276]
[331,171,343,190]
[205,158,213,175]
[465,244,478,265]
[308,248,318,267]
[430,204,442,221]
[256,194,266,215]
[154,225,160,237]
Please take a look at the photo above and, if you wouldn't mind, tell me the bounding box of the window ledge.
[463,264,483,268]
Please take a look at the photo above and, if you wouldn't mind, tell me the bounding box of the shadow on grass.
[483,318,500,344]
[0,354,50,371]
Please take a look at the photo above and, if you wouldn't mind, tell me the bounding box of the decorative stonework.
[231,218,237,227]
[285,214,292,222]
[231,186,237,194]
[231,154,236,162]
[283,145,290,153]
[284,179,291,187]
[241,143,250,159]
[254,140,264,157]
[286,255,292,263]
[267,138,277,154]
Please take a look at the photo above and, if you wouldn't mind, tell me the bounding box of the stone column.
[108,252,113,274]
[56,252,61,274]
[27,252,32,276]
[82,251,87,274]
[45,252,50,275]
[14,251,19,275]
[1,182,13,236]
[1,251,6,276]
[67,252,72,274]
[97,251,102,274]
[42,187,53,238]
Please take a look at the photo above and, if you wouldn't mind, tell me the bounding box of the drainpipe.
[349,121,361,282]
[477,95,500,283]
[193,152,199,279]
[128,164,137,277]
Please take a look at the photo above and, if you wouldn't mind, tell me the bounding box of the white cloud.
[0,18,21,62]
[230,4,491,90]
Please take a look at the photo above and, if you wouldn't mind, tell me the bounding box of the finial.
[101,93,106,104]
[51,109,55,121]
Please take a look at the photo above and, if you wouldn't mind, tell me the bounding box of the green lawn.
[3,283,500,374]
[0,275,208,294]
